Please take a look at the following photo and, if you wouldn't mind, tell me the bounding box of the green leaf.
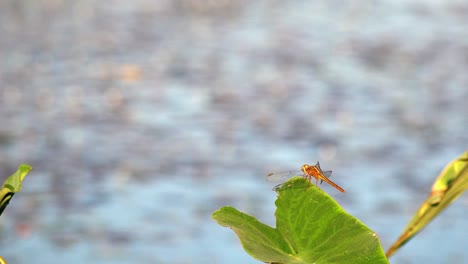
[0,164,32,216]
[212,177,388,264]
[386,151,468,258]
[212,207,300,263]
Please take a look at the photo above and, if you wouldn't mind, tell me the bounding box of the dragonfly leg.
[304,175,311,190]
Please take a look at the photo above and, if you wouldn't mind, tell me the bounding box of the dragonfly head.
[301,164,310,174]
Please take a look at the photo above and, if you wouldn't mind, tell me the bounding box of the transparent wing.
[319,170,332,184]
[266,169,302,182]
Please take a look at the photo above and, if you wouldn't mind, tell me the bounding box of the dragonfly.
[266,162,345,192]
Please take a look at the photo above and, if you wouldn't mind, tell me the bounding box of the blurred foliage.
[386,151,468,258]
[0,164,32,264]
[0,164,32,215]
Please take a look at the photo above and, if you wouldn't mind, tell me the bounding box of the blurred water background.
[0,1,467,263]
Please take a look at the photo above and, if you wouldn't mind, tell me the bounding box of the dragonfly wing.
[316,161,321,170]
[320,170,332,184]
[266,169,302,182]
[272,182,285,191]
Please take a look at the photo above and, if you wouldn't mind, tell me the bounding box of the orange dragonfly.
[266,162,345,192]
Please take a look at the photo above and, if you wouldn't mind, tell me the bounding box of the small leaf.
[0,164,32,216]
[386,151,468,258]
[212,177,388,263]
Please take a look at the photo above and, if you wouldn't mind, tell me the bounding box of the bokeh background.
[1,1,468,263]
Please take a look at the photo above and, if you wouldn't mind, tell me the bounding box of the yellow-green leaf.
[0,164,33,216]
[386,151,468,258]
